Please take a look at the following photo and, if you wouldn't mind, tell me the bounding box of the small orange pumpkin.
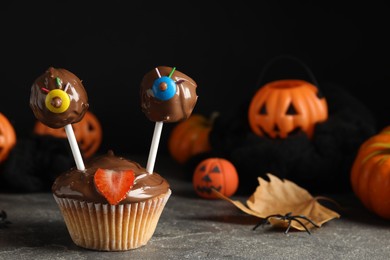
[33,111,102,158]
[248,79,328,139]
[0,113,17,163]
[168,113,215,164]
[351,126,390,219]
[193,158,239,199]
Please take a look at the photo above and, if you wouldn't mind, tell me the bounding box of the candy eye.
[45,89,70,113]
[152,76,176,101]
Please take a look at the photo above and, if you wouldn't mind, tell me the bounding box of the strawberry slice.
[94,168,135,205]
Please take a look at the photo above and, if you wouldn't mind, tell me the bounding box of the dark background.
[1,1,389,157]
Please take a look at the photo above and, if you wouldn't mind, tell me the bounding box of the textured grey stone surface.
[1,156,390,260]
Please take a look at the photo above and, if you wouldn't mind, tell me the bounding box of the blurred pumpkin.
[33,111,102,158]
[168,113,216,164]
[193,157,239,199]
[0,113,16,163]
[351,126,390,220]
[248,79,328,139]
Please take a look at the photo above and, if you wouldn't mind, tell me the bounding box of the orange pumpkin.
[168,113,215,164]
[351,126,390,219]
[0,113,16,163]
[248,79,328,139]
[193,158,239,199]
[33,111,102,158]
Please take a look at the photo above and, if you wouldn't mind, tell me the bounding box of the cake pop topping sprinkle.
[41,87,50,93]
[55,77,62,88]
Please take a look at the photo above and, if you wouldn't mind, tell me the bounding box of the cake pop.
[140,66,197,122]
[140,66,198,173]
[30,67,88,170]
[30,67,89,128]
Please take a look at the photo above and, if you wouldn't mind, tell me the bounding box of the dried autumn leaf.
[213,173,340,232]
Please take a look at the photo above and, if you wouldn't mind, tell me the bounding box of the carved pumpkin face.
[33,111,102,158]
[0,113,16,163]
[193,158,239,199]
[248,79,328,139]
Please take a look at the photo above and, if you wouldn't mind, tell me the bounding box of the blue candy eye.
[152,76,176,101]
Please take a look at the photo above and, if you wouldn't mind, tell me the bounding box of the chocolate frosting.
[140,66,198,122]
[30,67,89,128]
[52,151,170,204]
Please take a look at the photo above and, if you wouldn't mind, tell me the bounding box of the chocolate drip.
[52,151,170,204]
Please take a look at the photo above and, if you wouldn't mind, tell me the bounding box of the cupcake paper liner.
[53,189,171,251]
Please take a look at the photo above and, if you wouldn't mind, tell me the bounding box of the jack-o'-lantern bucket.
[248,55,328,139]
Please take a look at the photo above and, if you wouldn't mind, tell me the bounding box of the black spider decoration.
[0,210,11,228]
[253,212,320,235]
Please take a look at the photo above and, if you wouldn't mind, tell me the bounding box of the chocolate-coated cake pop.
[140,66,198,122]
[30,67,89,128]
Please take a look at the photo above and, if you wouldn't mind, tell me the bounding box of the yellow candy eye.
[45,89,70,113]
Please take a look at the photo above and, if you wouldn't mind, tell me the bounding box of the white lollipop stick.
[64,124,85,171]
[145,67,165,174]
[146,121,163,174]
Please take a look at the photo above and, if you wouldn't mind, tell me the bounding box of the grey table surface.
[1,155,390,260]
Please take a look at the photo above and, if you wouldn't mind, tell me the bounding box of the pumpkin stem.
[369,142,390,149]
[362,149,390,164]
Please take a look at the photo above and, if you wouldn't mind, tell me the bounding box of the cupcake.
[52,150,171,251]
[30,66,196,251]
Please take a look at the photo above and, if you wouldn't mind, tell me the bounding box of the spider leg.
[252,214,284,231]
[252,219,266,230]
[253,216,272,230]
[284,219,293,234]
[293,215,320,228]
[291,217,312,235]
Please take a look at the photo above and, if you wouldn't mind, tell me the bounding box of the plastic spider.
[0,210,11,229]
[252,212,320,235]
